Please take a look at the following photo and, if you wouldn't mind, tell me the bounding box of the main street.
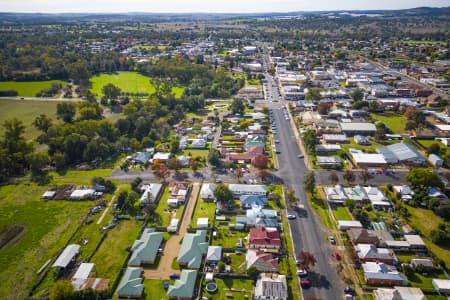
[272,107,345,300]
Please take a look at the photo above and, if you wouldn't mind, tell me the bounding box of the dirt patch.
[0,224,26,249]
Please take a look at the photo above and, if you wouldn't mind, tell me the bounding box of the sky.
[0,0,449,13]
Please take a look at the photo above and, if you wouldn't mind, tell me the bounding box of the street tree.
[296,251,317,271]
[152,163,171,182]
[343,170,356,185]
[304,172,316,194]
[406,168,443,190]
[208,149,221,167]
[359,169,373,185]
[328,171,339,185]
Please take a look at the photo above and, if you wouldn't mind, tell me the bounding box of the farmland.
[0,99,61,140]
[90,72,184,98]
[0,80,67,97]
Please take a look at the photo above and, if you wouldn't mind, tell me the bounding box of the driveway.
[143,182,200,279]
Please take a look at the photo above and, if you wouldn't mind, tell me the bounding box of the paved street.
[272,107,345,299]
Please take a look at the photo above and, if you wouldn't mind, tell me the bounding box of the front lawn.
[332,206,353,221]
[212,227,248,248]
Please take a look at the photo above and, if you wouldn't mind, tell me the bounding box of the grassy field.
[332,206,353,221]
[190,198,216,227]
[0,99,61,140]
[0,80,67,97]
[0,182,92,299]
[90,219,142,279]
[144,279,168,300]
[90,72,184,98]
[370,113,406,134]
[49,169,113,185]
[341,138,394,154]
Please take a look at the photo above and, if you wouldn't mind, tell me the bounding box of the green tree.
[33,114,53,132]
[296,251,317,271]
[427,143,441,155]
[406,168,443,190]
[102,83,122,101]
[208,149,221,166]
[27,152,50,176]
[213,183,233,203]
[230,98,245,115]
[50,280,74,300]
[304,172,316,194]
[253,155,269,169]
[305,88,321,101]
[351,88,364,101]
[247,266,260,279]
[343,170,356,185]
[302,129,316,155]
[328,171,339,185]
[56,102,76,123]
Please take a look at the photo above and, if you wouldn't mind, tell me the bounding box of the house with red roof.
[248,227,281,250]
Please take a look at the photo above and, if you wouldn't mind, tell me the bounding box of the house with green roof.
[167,270,198,299]
[115,267,144,299]
[177,230,208,269]
[128,228,163,267]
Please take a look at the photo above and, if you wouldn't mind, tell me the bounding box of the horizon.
[0,0,449,14]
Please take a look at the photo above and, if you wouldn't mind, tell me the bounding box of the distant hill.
[0,6,449,24]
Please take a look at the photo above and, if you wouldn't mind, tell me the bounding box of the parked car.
[287,214,296,220]
[163,281,170,289]
[334,252,341,260]
[297,269,308,277]
[300,278,312,288]
[344,287,355,295]
[169,273,180,279]
[329,235,336,244]
[297,154,304,158]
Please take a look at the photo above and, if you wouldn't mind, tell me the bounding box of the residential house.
[364,186,391,210]
[337,220,363,230]
[393,186,414,203]
[315,144,342,154]
[240,195,268,208]
[246,207,278,227]
[191,138,207,149]
[362,262,407,286]
[322,134,348,144]
[347,228,380,246]
[129,228,163,267]
[167,270,198,300]
[343,185,369,203]
[432,279,450,295]
[129,151,151,164]
[229,184,267,197]
[316,156,342,168]
[355,244,397,265]
[411,258,434,269]
[340,122,377,136]
[246,250,278,272]
[200,183,216,202]
[429,154,444,167]
[253,273,288,300]
[373,286,426,300]
[167,182,190,207]
[404,235,426,250]
[324,185,347,204]
[139,183,163,206]
[349,148,388,167]
[177,230,208,269]
[153,152,171,161]
[115,267,144,299]
[354,135,371,145]
[177,155,190,167]
[248,227,281,250]
[206,246,222,265]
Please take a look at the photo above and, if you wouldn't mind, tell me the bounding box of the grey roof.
[377,143,425,163]
[72,263,94,280]
[229,184,267,195]
[115,267,144,298]
[178,230,208,269]
[362,262,406,282]
[167,270,198,298]
[206,246,222,261]
[128,228,163,266]
[340,122,376,132]
[52,244,80,268]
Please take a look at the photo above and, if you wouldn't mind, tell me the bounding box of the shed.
[72,263,94,279]
[338,220,363,230]
[206,246,222,264]
[52,244,80,268]
[429,154,444,167]
[197,218,209,229]
[432,279,450,295]
[167,218,179,232]
[404,235,426,249]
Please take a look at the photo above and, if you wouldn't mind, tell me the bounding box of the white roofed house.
[200,183,216,202]
[139,183,163,207]
[229,184,267,196]
[191,138,207,149]
[362,262,407,286]
[393,186,414,203]
[355,244,397,265]
[206,246,222,265]
[324,185,346,204]
[429,154,444,167]
[363,186,391,210]
[343,185,369,204]
[373,286,426,300]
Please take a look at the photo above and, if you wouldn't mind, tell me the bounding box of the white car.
[287,214,296,220]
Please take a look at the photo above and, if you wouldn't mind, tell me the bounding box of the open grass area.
[144,279,168,300]
[0,80,67,97]
[403,205,450,268]
[0,182,92,299]
[341,137,394,154]
[90,72,184,98]
[149,186,174,228]
[204,277,254,300]
[332,206,353,221]
[90,219,142,279]
[0,99,61,140]
[308,191,335,229]
[370,113,406,134]
[417,139,450,156]
[407,269,447,289]
[182,149,210,159]
[49,169,113,185]
[191,196,216,228]
[212,227,248,248]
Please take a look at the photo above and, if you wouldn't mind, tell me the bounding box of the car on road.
[344,287,355,295]
[300,278,312,288]
[297,154,303,158]
[287,214,296,220]
[297,269,308,277]
[329,235,336,244]
[334,252,342,260]
[275,140,280,143]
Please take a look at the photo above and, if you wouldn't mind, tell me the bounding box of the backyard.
[0,80,67,97]
[191,198,216,228]
[204,277,254,300]
[370,113,406,134]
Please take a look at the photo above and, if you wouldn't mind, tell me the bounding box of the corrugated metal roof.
[52,244,80,268]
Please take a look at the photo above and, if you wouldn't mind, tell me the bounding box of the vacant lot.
[0,182,92,300]
[370,113,407,134]
[0,80,67,97]
[90,72,184,98]
[0,99,61,140]
[332,206,352,221]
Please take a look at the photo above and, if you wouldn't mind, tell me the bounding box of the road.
[272,107,345,299]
